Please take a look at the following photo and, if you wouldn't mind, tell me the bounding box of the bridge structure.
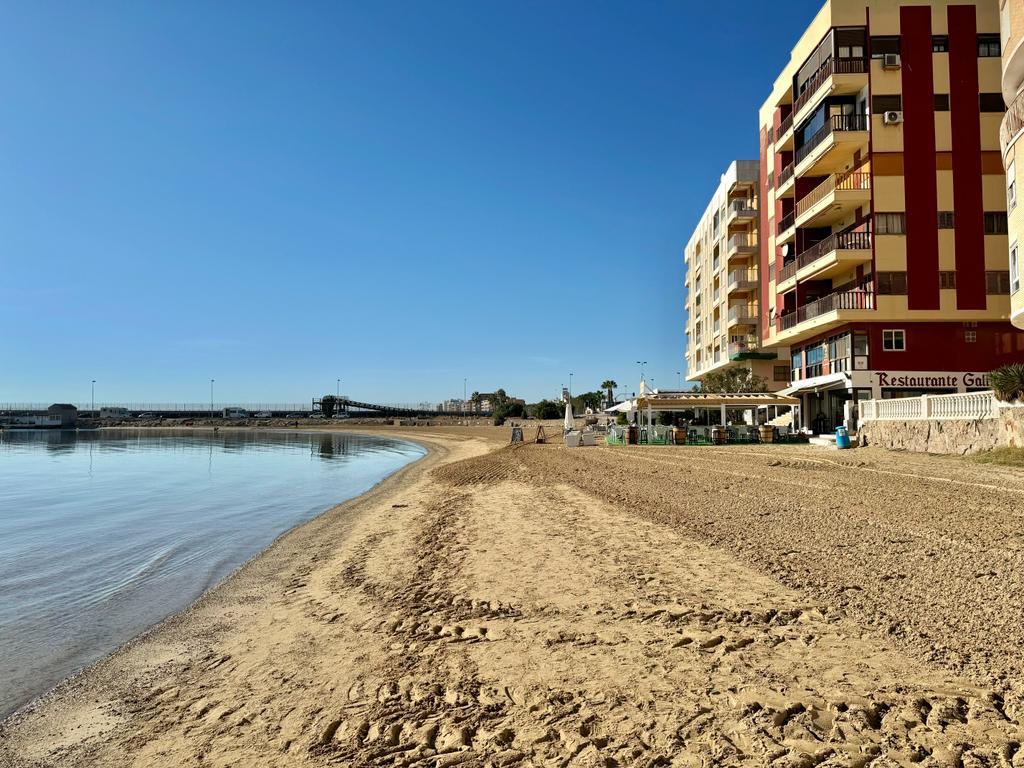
[311,396,491,419]
[1,398,492,419]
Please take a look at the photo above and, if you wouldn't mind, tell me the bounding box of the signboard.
[848,370,991,392]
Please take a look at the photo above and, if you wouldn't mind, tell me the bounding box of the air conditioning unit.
[882,53,902,69]
[883,110,904,125]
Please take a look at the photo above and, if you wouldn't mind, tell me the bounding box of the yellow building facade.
[756,0,1024,432]
[1001,0,1024,328]
[683,161,790,390]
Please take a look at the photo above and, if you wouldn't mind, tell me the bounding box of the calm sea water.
[0,429,424,719]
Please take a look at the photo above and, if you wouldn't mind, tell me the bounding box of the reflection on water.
[0,429,424,719]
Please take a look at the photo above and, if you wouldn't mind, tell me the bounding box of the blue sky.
[1,1,822,405]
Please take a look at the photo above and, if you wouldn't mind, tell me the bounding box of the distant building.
[437,399,467,413]
[1000,0,1024,328]
[47,404,78,427]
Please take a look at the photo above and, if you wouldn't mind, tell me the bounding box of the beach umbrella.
[564,400,574,432]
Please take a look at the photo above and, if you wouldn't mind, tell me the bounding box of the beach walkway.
[3,429,1024,767]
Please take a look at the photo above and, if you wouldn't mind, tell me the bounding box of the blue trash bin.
[835,425,851,449]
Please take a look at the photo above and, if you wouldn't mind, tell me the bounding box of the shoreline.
[5,431,1024,766]
[0,427,444,730]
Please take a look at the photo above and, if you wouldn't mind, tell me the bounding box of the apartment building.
[684,161,790,390]
[759,0,1024,433]
[1001,0,1024,328]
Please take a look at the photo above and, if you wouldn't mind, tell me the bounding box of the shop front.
[783,370,992,433]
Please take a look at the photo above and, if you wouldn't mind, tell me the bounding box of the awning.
[627,390,800,411]
[778,372,851,397]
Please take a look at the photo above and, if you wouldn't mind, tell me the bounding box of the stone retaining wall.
[860,406,1024,455]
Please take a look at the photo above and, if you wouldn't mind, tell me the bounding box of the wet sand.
[2,427,1024,767]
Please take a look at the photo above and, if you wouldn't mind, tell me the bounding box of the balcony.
[727,268,757,295]
[729,337,777,361]
[776,230,872,292]
[727,305,757,328]
[776,162,795,197]
[794,168,871,229]
[727,199,757,227]
[776,289,874,343]
[794,113,869,176]
[727,233,758,259]
[1002,87,1024,158]
[791,58,869,126]
[776,210,796,245]
[776,112,795,151]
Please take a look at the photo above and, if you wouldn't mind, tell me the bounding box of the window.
[1009,160,1017,210]
[875,212,907,234]
[984,211,1009,234]
[980,93,1006,112]
[806,344,825,378]
[987,271,1011,294]
[853,331,869,357]
[932,35,949,52]
[1012,242,1021,295]
[791,349,802,378]
[877,271,908,295]
[871,36,901,58]
[937,211,954,229]
[934,94,950,111]
[940,271,957,289]
[882,329,906,352]
[773,365,790,382]
[978,34,1001,57]
[872,95,902,113]
[965,330,977,343]
[837,44,865,59]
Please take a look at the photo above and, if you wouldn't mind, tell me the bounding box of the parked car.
[254,411,272,418]
[285,413,305,419]
[138,412,159,419]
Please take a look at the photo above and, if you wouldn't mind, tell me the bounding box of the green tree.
[530,400,563,420]
[698,367,768,394]
[601,379,618,405]
[572,391,603,413]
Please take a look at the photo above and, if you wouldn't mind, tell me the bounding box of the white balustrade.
[860,391,998,422]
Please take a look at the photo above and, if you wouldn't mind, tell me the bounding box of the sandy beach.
[3,427,1024,767]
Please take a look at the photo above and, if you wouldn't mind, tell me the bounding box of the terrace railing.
[1001,88,1024,158]
[777,210,796,236]
[777,162,794,189]
[861,391,999,422]
[779,289,872,331]
[792,58,868,116]
[794,113,869,166]
[795,169,871,218]
[777,111,794,139]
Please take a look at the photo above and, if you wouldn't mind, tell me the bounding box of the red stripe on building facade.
[948,4,987,309]
[900,5,941,310]
[759,125,771,334]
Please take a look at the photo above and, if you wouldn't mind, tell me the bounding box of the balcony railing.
[795,170,871,219]
[778,259,799,284]
[728,268,756,287]
[777,162,794,189]
[779,289,873,331]
[728,233,755,251]
[795,113,869,166]
[778,111,794,139]
[729,199,756,218]
[792,58,868,116]
[728,305,757,325]
[777,210,796,236]
[1001,87,1024,157]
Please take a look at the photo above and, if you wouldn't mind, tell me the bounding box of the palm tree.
[470,391,481,414]
[601,379,618,405]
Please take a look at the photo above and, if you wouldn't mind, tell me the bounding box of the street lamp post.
[676,371,682,390]
[636,360,647,385]
[91,380,96,415]
[336,378,340,397]
[568,372,573,401]
[463,378,467,422]
[210,379,215,415]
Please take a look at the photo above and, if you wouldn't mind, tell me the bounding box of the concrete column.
[720,404,727,426]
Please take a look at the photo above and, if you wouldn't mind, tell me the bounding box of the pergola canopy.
[607,390,798,413]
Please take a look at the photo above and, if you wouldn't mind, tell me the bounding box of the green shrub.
[990,364,1024,402]
[616,412,628,425]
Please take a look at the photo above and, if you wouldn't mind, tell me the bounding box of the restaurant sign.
[872,370,991,389]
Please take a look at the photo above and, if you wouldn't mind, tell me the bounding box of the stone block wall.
[860,406,1024,455]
